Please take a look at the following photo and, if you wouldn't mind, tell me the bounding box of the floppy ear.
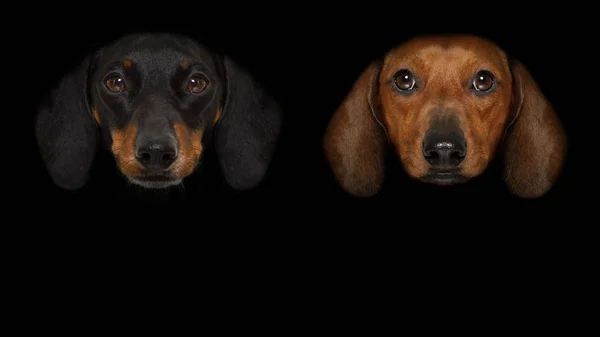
[323,60,386,198]
[34,56,98,190]
[503,60,567,198]
[216,56,283,190]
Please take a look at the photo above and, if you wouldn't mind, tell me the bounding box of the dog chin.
[129,177,182,189]
[419,171,469,186]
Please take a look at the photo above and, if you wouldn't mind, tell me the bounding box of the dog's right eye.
[393,69,416,91]
[472,70,495,93]
[187,75,208,95]
[105,75,125,93]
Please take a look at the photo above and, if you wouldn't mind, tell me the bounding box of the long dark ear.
[323,60,385,198]
[34,56,98,190]
[216,56,283,190]
[503,60,567,198]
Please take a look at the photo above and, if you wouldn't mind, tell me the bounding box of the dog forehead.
[99,34,216,69]
[383,35,509,73]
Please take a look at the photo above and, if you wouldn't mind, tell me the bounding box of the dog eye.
[105,75,125,93]
[188,76,208,94]
[472,71,495,92]
[394,69,416,91]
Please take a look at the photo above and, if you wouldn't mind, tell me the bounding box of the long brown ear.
[503,60,568,198]
[323,60,386,197]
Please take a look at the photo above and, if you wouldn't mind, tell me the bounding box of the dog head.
[323,35,567,198]
[35,33,282,190]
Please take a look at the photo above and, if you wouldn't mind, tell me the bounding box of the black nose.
[422,130,467,168]
[135,138,178,170]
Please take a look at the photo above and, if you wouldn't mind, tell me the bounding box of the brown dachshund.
[323,35,567,199]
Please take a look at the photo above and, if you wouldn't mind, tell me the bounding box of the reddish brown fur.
[111,124,144,177]
[93,106,101,125]
[123,59,133,69]
[213,106,221,125]
[168,106,222,179]
[180,59,189,70]
[503,61,567,198]
[323,61,386,197]
[323,35,567,199]
[170,122,203,179]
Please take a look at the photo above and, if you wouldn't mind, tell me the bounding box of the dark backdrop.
[8,3,592,323]
[15,7,589,239]
[22,7,582,221]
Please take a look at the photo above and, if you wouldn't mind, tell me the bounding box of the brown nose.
[422,115,466,169]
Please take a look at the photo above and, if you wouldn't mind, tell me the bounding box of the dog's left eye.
[188,76,208,94]
[472,70,495,92]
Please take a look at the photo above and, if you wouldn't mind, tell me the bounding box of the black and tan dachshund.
[35,33,282,192]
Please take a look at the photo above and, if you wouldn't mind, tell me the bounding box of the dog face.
[36,33,282,191]
[90,35,222,188]
[323,35,567,199]
[379,36,514,185]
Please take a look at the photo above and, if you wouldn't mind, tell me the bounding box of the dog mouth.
[420,170,468,186]
[129,174,182,189]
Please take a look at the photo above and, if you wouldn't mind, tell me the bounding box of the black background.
[10,4,592,315]
[23,8,583,220]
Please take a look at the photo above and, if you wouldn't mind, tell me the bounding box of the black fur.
[35,56,98,190]
[217,56,282,190]
[34,33,282,192]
